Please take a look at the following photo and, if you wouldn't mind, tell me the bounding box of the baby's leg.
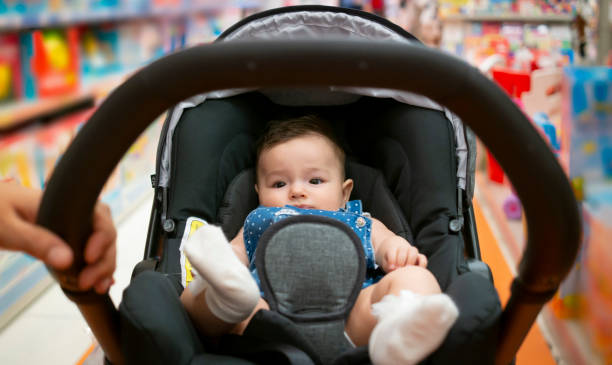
[180,225,261,337]
[346,266,458,365]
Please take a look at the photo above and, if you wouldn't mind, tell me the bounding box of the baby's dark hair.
[255,115,346,176]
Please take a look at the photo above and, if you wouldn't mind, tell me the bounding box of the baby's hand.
[380,237,427,272]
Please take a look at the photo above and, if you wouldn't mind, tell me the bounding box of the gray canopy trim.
[222,10,411,42]
[158,10,471,193]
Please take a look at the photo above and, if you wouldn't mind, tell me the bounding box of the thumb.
[383,251,396,272]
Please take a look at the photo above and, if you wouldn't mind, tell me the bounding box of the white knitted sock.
[184,225,260,324]
[368,290,459,365]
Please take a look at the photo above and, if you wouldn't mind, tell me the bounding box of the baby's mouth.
[295,204,314,209]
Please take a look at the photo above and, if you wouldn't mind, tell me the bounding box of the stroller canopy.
[157,6,474,200]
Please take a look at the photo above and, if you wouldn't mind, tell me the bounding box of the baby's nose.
[290,184,306,198]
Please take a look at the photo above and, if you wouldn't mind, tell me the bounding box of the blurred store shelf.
[0,0,261,31]
[441,13,573,23]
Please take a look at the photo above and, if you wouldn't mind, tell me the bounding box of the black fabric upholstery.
[120,271,204,365]
[428,272,501,365]
[190,354,256,365]
[166,92,271,235]
[138,92,501,364]
[344,98,468,290]
[345,162,413,243]
[221,310,322,365]
[331,347,371,365]
[217,169,258,241]
[121,271,259,365]
[158,237,184,288]
[161,92,272,275]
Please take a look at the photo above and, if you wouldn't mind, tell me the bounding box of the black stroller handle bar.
[37,40,580,365]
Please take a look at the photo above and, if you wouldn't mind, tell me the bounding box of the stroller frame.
[37,6,581,365]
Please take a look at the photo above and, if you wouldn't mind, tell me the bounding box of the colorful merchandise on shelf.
[50,0,88,13]
[502,191,522,219]
[0,129,37,188]
[19,27,80,99]
[550,217,587,320]
[0,0,48,15]
[521,67,563,120]
[486,149,505,183]
[137,20,165,62]
[561,67,612,205]
[0,33,21,103]
[483,0,514,15]
[88,0,120,11]
[439,0,573,16]
[484,68,532,184]
[533,111,561,154]
[492,67,531,97]
[0,109,86,188]
[160,18,187,54]
[550,66,612,360]
[79,24,121,80]
[438,0,470,17]
[122,0,150,12]
[185,13,216,46]
[116,22,142,69]
[117,20,165,69]
[152,0,183,9]
[582,207,612,363]
[442,21,573,71]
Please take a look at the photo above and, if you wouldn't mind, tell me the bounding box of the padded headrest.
[217,162,413,243]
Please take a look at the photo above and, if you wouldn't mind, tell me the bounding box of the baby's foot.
[368,290,459,365]
[184,225,259,323]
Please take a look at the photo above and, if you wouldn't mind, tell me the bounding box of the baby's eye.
[309,178,323,185]
[272,181,286,188]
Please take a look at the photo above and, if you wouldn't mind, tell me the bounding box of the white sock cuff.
[205,285,260,323]
[187,275,208,296]
[371,290,421,319]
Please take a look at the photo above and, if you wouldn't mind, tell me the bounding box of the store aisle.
[0,194,152,365]
[474,196,557,364]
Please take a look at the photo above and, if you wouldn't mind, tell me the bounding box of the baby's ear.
[342,179,354,203]
[254,184,259,194]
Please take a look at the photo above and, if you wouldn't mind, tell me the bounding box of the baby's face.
[256,134,353,211]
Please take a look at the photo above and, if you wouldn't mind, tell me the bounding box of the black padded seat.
[125,91,501,365]
[162,93,468,290]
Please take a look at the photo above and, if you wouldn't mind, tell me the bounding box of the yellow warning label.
[180,217,207,288]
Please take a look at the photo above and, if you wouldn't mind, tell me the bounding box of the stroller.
[37,5,581,365]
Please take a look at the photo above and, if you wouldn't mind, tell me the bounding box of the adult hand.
[0,182,117,293]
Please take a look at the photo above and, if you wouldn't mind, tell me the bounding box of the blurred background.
[0,0,610,363]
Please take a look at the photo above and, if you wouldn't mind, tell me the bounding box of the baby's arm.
[230,227,249,267]
[371,218,427,272]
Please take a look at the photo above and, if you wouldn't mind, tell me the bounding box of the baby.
[180,115,458,365]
